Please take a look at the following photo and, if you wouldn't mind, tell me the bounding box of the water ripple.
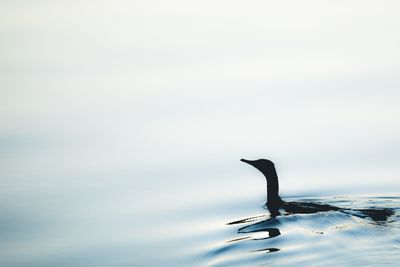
[199,196,400,267]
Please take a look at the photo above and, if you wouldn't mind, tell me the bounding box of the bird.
[240,158,393,221]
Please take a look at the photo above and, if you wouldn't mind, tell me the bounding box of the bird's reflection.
[237,218,280,236]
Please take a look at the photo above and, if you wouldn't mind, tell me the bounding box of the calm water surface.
[1,186,399,266]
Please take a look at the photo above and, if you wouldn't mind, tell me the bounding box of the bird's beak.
[240,158,255,166]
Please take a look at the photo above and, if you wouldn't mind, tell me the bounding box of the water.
[198,196,400,267]
[2,0,400,266]
[1,178,400,267]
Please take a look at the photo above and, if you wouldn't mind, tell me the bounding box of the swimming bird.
[240,158,393,221]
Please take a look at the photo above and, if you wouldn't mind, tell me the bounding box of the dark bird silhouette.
[240,158,393,221]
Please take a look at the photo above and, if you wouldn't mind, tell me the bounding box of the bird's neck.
[265,170,282,216]
[263,168,282,204]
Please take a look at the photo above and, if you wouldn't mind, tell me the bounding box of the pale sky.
[1,0,400,202]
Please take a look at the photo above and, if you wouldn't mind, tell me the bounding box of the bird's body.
[240,158,393,221]
[281,201,341,214]
[264,198,342,217]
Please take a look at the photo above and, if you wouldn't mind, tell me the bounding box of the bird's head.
[240,158,275,174]
[240,158,280,196]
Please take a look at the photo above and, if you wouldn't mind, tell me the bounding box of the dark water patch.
[252,247,279,253]
[226,236,250,243]
[227,215,266,225]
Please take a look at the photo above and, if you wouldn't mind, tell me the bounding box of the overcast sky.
[1,1,400,202]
